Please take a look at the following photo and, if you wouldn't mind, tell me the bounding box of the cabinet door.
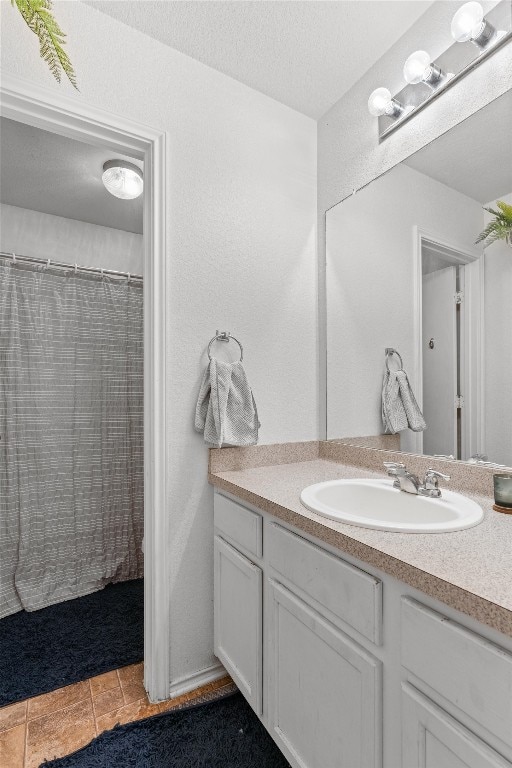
[402,684,511,768]
[401,598,512,748]
[214,535,262,714]
[267,579,381,768]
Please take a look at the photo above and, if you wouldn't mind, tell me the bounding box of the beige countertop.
[209,450,512,637]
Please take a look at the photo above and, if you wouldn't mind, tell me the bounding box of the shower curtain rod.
[0,251,143,282]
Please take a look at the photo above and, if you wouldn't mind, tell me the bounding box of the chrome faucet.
[384,462,450,498]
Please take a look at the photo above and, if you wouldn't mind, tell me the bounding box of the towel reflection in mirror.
[382,356,427,434]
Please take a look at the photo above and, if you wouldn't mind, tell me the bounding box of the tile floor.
[0,665,235,768]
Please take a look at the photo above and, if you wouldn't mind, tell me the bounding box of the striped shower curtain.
[0,260,144,619]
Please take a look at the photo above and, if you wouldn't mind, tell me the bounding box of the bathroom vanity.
[210,444,512,768]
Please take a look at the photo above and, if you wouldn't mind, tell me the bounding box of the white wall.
[0,203,143,272]
[483,193,512,466]
[0,1,318,691]
[318,0,512,434]
[326,163,482,451]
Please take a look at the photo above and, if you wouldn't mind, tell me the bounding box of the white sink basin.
[300,479,483,533]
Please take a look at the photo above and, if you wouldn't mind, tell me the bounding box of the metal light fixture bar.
[376,0,512,142]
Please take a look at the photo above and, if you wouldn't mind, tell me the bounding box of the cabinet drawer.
[214,493,262,560]
[267,523,382,644]
[401,598,512,748]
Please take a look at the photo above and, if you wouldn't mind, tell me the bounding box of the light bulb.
[102,160,143,200]
[367,87,403,118]
[451,2,495,47]
[368,87,390,116]
[403,50,432,84]
[403,50,443,87]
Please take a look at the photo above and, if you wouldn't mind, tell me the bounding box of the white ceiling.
[7,3,504,232]
[0,118,144,234]
[85,0,434,119]
[405,90,512,205]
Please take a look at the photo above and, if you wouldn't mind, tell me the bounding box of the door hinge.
[455,395,464,408]
[455,291,464,304]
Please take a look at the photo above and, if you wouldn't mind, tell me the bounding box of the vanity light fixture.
[451,2,497,48]
[102,160,143,200]
[403,50,444,88]
[368,0,511,141]
[367,88,404,118]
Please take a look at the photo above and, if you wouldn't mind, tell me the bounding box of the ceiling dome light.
[367,87,404,118]
[102,160,143,200]
[403,50,444,87]
[451,2,495,48]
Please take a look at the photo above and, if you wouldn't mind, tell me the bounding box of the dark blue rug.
[43,692,291,768]
[0,579,144,706]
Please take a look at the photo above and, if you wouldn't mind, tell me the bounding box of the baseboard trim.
[168,662,227,698]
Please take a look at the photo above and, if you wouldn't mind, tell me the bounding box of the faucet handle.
[424,469,451,489]
[384,462,406,489]
[383,461,406,475]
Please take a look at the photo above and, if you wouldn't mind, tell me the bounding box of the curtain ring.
[74,263,78,274]
[46,258,51,269]
[127,272,131,283]
[11,252,16,263]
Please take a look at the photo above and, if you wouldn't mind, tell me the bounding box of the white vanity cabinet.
[401,598,512,768]
[213,490,512,768]
[213,495,263,714]
[213,536,262,713]
[265,520,382,768]
[401,685,510,768]
[214,491,383,768]
[267,579,381,768]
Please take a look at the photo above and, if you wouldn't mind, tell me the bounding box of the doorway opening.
[0,117,145,705]
[416,231,483,461]
[0,74,169,704]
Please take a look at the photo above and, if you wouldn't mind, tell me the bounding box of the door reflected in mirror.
[326,91,512,468]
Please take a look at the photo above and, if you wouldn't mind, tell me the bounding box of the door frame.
[412,226,484,459]
[0,73,170,702]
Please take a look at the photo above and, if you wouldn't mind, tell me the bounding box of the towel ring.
[208,332,244,362]
[385,347,403,372]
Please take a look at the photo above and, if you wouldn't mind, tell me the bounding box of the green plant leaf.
[12,0,78,89]
[476,201,512,248]
[496,200,512,222]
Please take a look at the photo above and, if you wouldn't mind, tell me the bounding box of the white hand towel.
[195,359,260,447]
[382,368,426,434]
[382,369,408,433]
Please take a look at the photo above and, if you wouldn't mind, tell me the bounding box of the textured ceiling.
[0,118,143,234]
[84,0,434,119]
[405,90,512,205]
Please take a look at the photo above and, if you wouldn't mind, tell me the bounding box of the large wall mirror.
[326,90,512,468]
